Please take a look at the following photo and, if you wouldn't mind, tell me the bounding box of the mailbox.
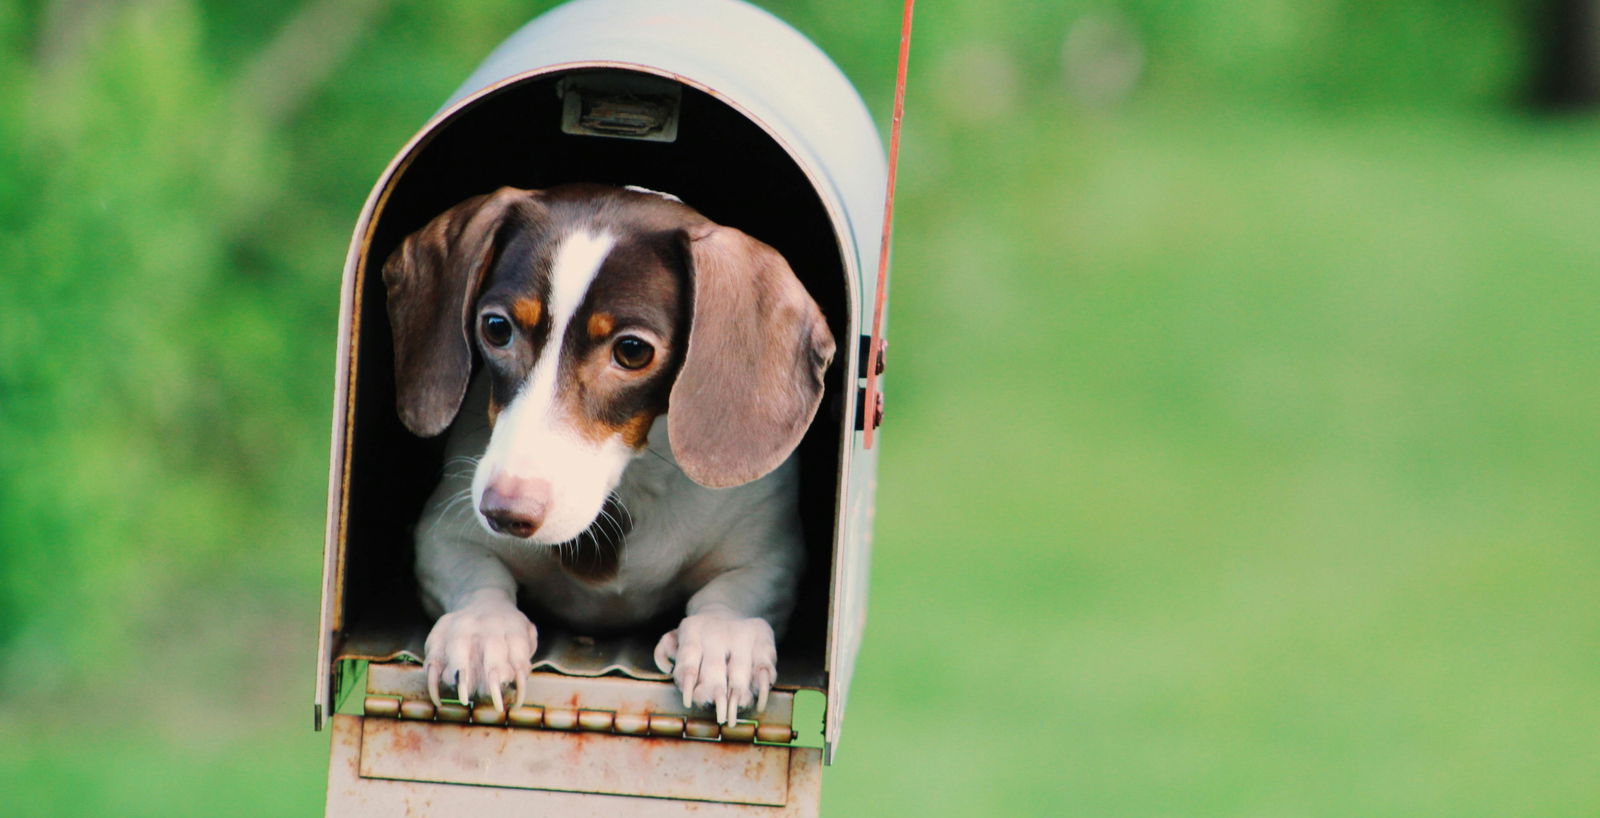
[315,0,888,812]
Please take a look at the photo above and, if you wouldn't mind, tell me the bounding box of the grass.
[822,99,1600,816]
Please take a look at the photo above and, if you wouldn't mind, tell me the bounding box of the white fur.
[623,184,683,203]
[415,224,802,726]
[471,230,624,544]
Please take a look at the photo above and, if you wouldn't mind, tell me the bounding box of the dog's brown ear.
[669,224,836,488]
[382,187,537,437]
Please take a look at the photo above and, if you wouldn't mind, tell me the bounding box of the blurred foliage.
[1,0,1597,815]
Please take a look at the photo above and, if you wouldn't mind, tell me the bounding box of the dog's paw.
[423,594,538,714]
[653,612,777,726]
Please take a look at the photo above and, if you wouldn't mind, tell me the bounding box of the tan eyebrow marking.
[512,298,543,329]
[564,407,657,449]
[587,311,615,339]
[620,411,654,449]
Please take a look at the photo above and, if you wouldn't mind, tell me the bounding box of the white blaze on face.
[473,229,631,543]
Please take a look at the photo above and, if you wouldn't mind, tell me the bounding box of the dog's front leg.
[653,532,801,726]
[416,529,537,715]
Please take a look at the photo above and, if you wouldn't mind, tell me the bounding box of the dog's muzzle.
[480,475,551,539]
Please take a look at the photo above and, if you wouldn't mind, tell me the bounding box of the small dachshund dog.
[383,184,833,725]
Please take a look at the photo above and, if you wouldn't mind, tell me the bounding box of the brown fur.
[382,187,542,437]
[385,185,833,585]
[512,297,543,330]
[667,224,835,488]
[619,411,655,450]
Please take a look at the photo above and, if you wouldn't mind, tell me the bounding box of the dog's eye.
[612,336,654,370]
[481,314,514,348]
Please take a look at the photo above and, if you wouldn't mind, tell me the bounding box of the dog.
[382,184,834,726]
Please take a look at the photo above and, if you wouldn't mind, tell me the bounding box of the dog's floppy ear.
[382,186,537,437]
[669,224,836,488]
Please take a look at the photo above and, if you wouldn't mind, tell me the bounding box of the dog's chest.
[496,424,711,626]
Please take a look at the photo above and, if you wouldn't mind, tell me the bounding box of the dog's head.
[382,184,835,543]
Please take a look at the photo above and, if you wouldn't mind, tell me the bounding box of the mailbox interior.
[327,68,852,708]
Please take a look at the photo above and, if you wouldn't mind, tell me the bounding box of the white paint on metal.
[319,0,888,763]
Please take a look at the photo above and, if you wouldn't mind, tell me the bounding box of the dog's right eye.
[481,314,514,348]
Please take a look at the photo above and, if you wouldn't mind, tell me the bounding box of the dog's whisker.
[609,492,636,528]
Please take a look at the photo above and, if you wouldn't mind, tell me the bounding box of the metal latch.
[855,336,886,432]
[558,73,682,142]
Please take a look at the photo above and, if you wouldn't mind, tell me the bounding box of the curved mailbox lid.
[446,0,888,289]
[319,0,886,763]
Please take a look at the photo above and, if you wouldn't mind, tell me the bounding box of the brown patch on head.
[381,186,543,437]
[512,297,543,329]
[619,411,656,449]
[487,395,502,426]
[547,216,688,450]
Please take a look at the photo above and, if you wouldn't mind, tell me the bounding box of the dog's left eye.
[612,336,655,370]
[481,314,514,347]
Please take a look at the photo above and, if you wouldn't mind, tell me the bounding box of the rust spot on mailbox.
[359,718,793,806]
[543,707,578,730]
[577,709,615,732]
[398,700,434,721]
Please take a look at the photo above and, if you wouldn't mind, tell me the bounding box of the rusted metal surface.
[327,714,825,816]
[360,718,790,806]
[684,718,721,740]
[757,724,799,744]
[506,705,543,727]
[614,712,650,735]
[362,697,399,718]
[398,700,434,720]
[544,707,578,730]
[364,688,794,744]
[650,715,685,738]
[336,623,833,688]
[577,710,615,732]
[365,663,797,729]
[721,723,756,742]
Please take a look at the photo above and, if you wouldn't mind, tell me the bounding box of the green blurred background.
[2,0,1597,814]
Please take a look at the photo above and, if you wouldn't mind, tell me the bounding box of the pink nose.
[480,475,551,539]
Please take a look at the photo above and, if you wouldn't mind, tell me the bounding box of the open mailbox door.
[315,0,887,812]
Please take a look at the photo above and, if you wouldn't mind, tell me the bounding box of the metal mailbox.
[315,0,887,812]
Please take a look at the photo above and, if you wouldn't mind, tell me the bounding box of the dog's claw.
[654,631,678,675]
[681,670,697,709]
[427,661,444,708]
[755,668,771,713]
[658,613,776,724]
[422,597,537,713]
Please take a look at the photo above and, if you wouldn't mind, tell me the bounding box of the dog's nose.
[480,476,551,539]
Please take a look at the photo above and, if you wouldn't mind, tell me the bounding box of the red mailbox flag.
[863,0,913,449]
